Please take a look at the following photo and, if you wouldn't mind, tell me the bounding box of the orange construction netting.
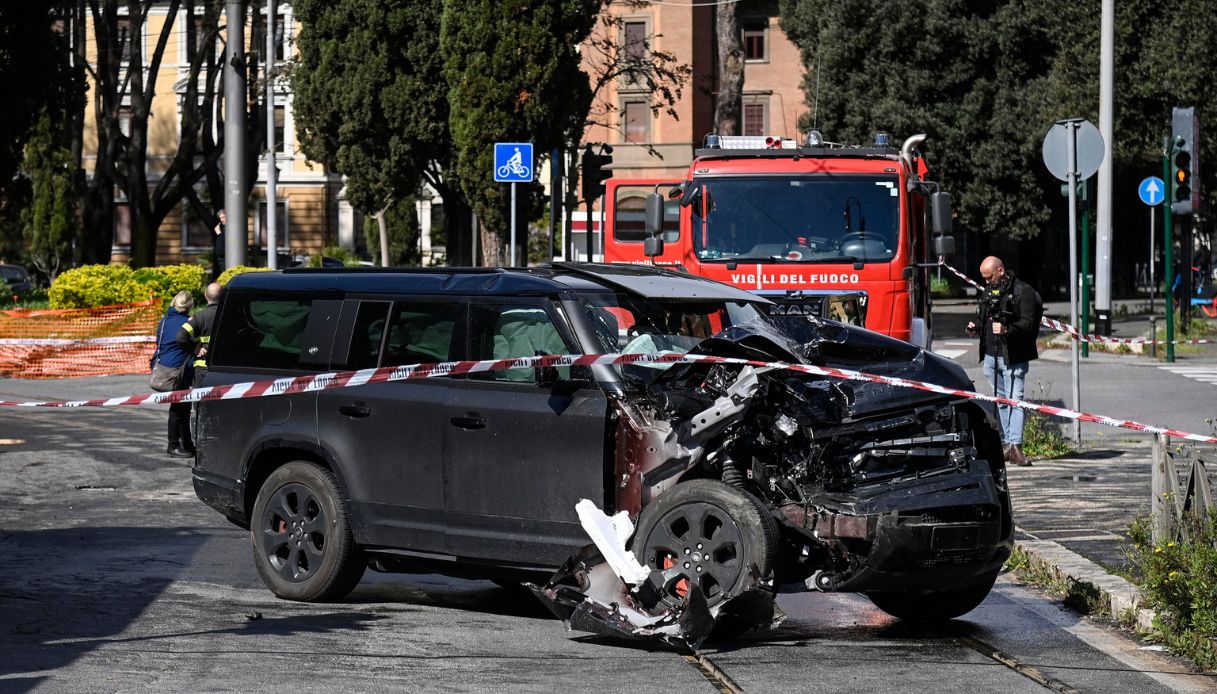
[0,299,161,379]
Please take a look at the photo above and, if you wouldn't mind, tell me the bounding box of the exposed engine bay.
[531,316,1012,649]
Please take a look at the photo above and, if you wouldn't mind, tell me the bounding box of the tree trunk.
[714,4,743,136]
[429,176,472,266]
[480,226,502,267]
[375,207,389,266]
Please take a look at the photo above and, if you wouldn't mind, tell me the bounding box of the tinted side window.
[382,301,461,366]
[468,300,570,382]
[343,301,392,370]
[212,295,315,370]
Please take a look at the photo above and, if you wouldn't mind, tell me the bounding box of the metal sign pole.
[1067,121,1082,444]
[510,181,517,266]
[1149,206,1156,316]
[266,0,277,270]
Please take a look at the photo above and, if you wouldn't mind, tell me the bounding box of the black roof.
[224,262,769,304]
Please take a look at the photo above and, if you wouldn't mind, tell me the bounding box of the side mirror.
[930,191,953,234]
[644,191,665,257]
[680,183,698,208]
[644,192,664,236]
[537,365,561,387]
[644,235,664,257]
[933,234,956,257]
[538,364,593,389]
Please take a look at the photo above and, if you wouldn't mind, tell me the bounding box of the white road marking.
[1159,365,1217,387]
[933,349,968,360]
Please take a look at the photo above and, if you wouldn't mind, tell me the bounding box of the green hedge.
[216,265,272,286]
[49,264,208,309]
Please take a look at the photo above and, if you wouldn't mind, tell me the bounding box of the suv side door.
[442,297,609,567]
[319,296,464,553]
[196,292,335,517]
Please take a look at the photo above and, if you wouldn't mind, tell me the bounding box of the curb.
[1014,535,1155,632]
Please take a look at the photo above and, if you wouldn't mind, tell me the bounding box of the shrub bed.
[49,264,208,309]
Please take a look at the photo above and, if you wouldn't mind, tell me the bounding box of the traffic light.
[1170,107,1199,215]
[1059,181,1089,200]
[581,144,613,201]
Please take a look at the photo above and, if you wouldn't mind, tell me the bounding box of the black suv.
[193,263,1011,627]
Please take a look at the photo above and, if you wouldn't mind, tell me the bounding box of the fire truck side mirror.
[930,191,953,234]
[933,234,956,257]
[644,192,665,257]
[644,235,665,257]
[645,192,664,236]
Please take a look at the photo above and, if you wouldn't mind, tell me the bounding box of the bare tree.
[713,2,743,135]
[70,0,267,267]
[567,6,691,254]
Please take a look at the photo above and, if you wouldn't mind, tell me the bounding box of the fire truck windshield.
[689,174,900,264]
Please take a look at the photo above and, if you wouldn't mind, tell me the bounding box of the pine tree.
[21,112,80,281]
[442,0,599,265]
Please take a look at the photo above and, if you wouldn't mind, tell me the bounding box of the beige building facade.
[582,1,808,181]
[82,2,343,266]
[82,2,807,265]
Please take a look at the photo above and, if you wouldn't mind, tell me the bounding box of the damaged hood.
[683,318,975,417]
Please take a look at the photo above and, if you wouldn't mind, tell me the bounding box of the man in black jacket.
[177,282,222,387]
[966,256,1038,467]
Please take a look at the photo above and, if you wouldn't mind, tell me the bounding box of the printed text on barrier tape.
[0,336,155,346]
[1,351,1214,444]
[937,258,1215,347]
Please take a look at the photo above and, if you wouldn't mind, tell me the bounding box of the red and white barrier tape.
[0,336,155,346]
[937,258,1216,346]
[1,351,1214,444]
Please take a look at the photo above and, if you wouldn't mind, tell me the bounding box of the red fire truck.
[603,132,955,347]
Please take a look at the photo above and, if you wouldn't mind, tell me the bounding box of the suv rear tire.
[631,479,778,610]
[250,461,366,601]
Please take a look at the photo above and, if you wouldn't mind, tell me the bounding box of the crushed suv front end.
[534,314,1012,645]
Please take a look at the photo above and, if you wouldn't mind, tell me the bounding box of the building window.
[742,103,765,136]
[113,202,131,247]
[623,101,649,144]
[624,20,647,61]
[183,205,212,249]
[273,104,286,154]
[117,18,133,63]
[743,21,768,62]
[186,14,206,64]
[258,200,288,250]
[118,106,132,137]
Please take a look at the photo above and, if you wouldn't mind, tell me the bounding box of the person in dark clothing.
[154,291,196,457]
[212,209,226,279]
[966,256,1039,467]
[177,282,221,387]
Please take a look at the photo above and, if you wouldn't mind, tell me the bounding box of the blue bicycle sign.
[494,143,533,183]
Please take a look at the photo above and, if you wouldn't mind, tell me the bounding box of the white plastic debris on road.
[574,499,651,587]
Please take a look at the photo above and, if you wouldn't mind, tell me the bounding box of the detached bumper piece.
[526,501,783,651]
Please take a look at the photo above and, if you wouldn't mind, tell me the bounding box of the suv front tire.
[250,461,366,601]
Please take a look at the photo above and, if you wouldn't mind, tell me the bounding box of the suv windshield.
[689,175,900,264]
[577,292,767,379]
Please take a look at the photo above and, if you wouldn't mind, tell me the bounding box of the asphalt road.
[932,301,1217,442]
[1,374,1214,693]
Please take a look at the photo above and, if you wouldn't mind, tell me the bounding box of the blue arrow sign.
[494,142,533,183]
[1138,176,1164,206]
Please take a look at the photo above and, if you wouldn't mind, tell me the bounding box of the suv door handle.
[339,403,371,418]
[450,415,487,430]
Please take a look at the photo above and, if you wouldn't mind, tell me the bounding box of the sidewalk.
[1007,437,1161,629]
